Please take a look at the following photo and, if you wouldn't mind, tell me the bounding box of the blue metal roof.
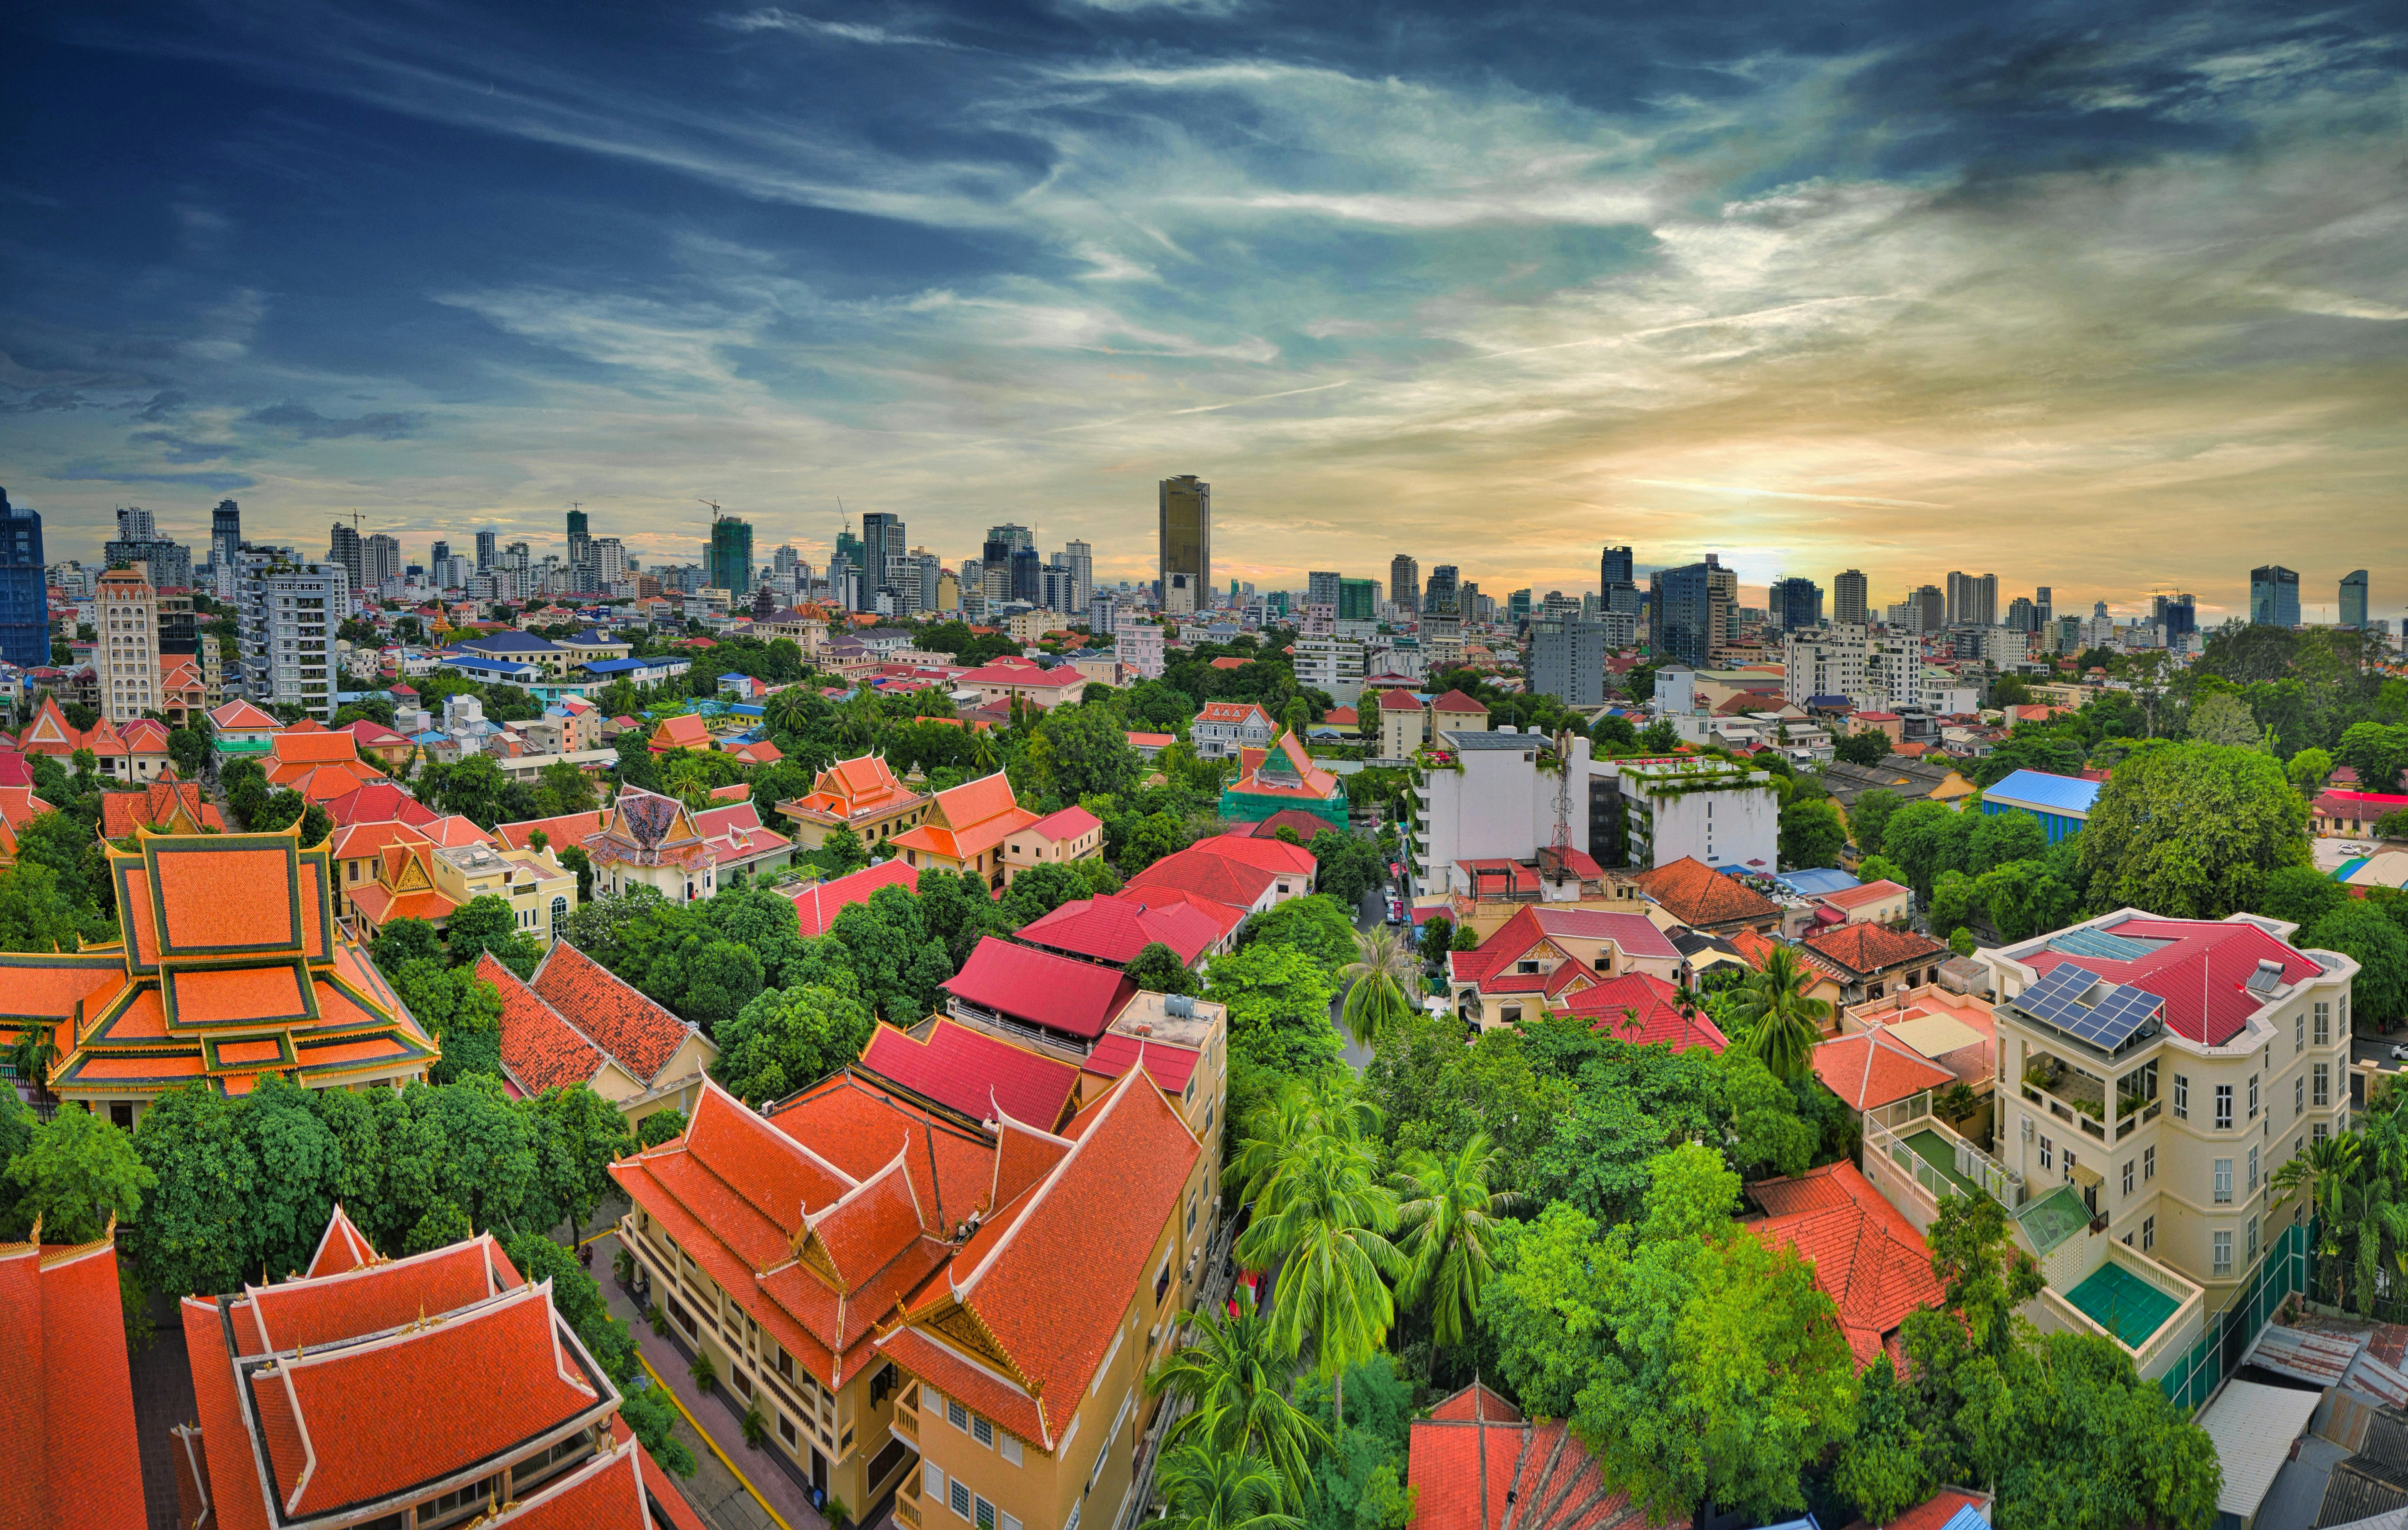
[456,630,561,655]
[1938,1507,1990,1530]
[1984,769,2101,816]
[581,656,679,674]
[1775,868,1862,896]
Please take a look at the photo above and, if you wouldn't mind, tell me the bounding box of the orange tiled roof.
[98,780,226,839]
[1407,1380,1674,1530]
[1751,1161,1943,1368]
[530,940,696,1086]
[890,770,1038,863]
[2,1234,146,1530]
[495,809,609,853]
[1632,856,1778,929]
[483,950,606,1096]
[1799,920,1949,980]
[1810,1028,1956,1111]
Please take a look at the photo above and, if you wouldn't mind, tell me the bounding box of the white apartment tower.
[97,565,162,724]
[238,552,349,722]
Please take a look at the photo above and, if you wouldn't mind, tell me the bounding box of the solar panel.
[2016,964,2161,1050]
[2048,927,2166,962]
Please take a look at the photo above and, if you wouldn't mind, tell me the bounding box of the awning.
[1886,1012,1985,1059]
[2198,1379,2324,1520]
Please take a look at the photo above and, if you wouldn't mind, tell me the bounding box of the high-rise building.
[364,533,402,593]
[116,506,158,543]
[2342,570,2370,630]
[0,487,44,670]
[566,506,592,592]
[861,513,906,607]
[1832,569,1868,626]
[1945,571,1999,628]
[1770,576,1822,631]
[834,523,866,580]
[238,551,348,721]
[2162,592,2197,641]
[1424,565,1460,616]
[706,512,754,596]
[1649,555,1731,668]
[1507,589,1533,627]
[1389,554,1420,615]
[329,523,364,594]
[1339,577,1378,623]
[96,564,162,724]
[2007,596,2036,632]
[210,499,241,568]
[1061,539,1094,610]
[1010,547,1044,606]
[1158,475,1211,614]
[429,539,451,570]
[1600,545,1635,591]
[2251,566,2300,627]
[1531,617,1609,705]
[1307,571,1342,610]
[103,532,194,592]
[475,529,497,570]
[593,537,628,590]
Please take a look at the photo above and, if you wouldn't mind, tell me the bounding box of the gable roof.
[1125,845,1278,913]
[1752,1161,1944,1368]
[1185,833,1316,878]
[1811,1029,1957,1111]
[1407,1379,1675,1530]
[941,937,1138,1040]
[209,699,283,732]
[484,950,608,1097]
[1632,856,1778,928]
[1559,973,1730,1053]
[1800,920,1950,979]
[782,858,922,937]
[890,771,1039,863]
[859,1018,1081,1131]
[2,1231,146,1530]
[1431,689,1488,715]
[98,780,226,839]
[531,940,699,1085]
[1016,893,1221,967]
[322,780,443,829]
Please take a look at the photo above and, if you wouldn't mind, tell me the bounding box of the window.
[2315,1122,2331,1146]
[2317,1002,2331,1046]
[2173,1075,2188,1120]
[973,1416,995,1449]
[2214,1159,2233,1204]
[2248,1075,2259,1121]
[1001,1435,1023,1467]
[1154,1259,1172,1307]
[2297,1013,2306,1054]
[2145,1145,2156,1182]
[2316,1063,2331,1108]
[951,1481,972,1520]
[2215,1084,2232,1130]
[1516,960,1540,975]
[2039,1134,2052,1172]
[2248,1146,2259,1193]
[2249,1215,2260,1266]
[2214,1230,2233,1278]
[780,1412,798,1448]
[2143,1216,2155,1252]
[1593,956,1611,972]
[2122,1159,2134,1196]
[948,1399,969,1432]
[2298,1077,2307,1116]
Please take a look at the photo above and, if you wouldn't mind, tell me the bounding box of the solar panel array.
[2017,962,2162,1050]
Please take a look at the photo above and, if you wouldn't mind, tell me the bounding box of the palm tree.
[1338,926,1420,1052]
[660,754,714,810]
[1724,945,1830,1081]
[1236,1127,1404,1434]
[1224,1083,1380,1209]
[835,697,879,752]
[1393,1134,1526,1356]
[2276,1133,2363,1299]
[767,688,815,738]
[970,727,1001,773]
[1146,1296,1331,1506]
[1156,1443,1303,1530]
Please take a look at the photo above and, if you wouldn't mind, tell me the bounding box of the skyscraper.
[983,524,1033,570]
[1600,545,1634,590]
[1306,571,1342,610]
[706,511,754,594]
[364,534,402,593]
[1424,565,1460,615]
[2251,566,2300,627]
[1061,540,1093,610]
[2034,587,2053,630]
[1649,555,1730,668]
[1945,571,1998,628]
[1907,585,1945,633]
[1389,554,1420,615]
[1010,547,1044,606]
[1770,577,1822,631]
[1158,475,1211,614]
[97,564,162,724]
[211,499,241,569]
[1339,578,1378,622]
[566,506,591,592]
[116,506,158,542]
[2007,597,2036,632]
[328,522,364,594]
[861,513,906,607]
[476,529,497,570]
[1833,569,1868,626]
[2342,570,2369,630]
[0,487,45,669]
[2163,593,2196,640]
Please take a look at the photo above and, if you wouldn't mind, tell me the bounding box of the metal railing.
[1112,1210,1243,1530]
[1867,1115,2021,1209]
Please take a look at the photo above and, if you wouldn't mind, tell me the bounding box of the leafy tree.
[1884,801,1976,900]
[1721,1052,1818,1180]
[1847,788,1902,856]
[2078,743,2309,918]
[1416,916,1454,966]
[3,1105,157,1243]
[127,1082,259,1299]
[524,1085,635,1242]
[1967,810,2047,875]
[1971,859,2084,944]
[1310,832,1389,909]
[1148,1297,1332,1506]
[1039,703,1146,802]
[636,1108,688,1148]
[401,1075,541,1235]
[1837,1354,1935,1526]
[2337,721,2408,794]
[1778,799,1846,870]
[404,1200,473,1255]
[1856,853,1907,888]
[1723,946,1829,1081]
[999,863,1096,928]
[829,888,949,1024]
[2304,902,2408,1024]
[0,861,94,955]
[2259,864,2352,931]
[443,894,544,978]
[370,916,446,975]
[1929,870,1977,942]
[1449,923,1479,952]
[713,983,876,1106]
[2379,809,2408,841]
[1639,719,1683,754]
[1484,1146,1857,1524]
[821,825,870,875]
[1834,730,1893,767]
[1591,714,1640,753]
[1126,941,1199,996]
[1392,1134,1522,1352]
[1210,943,1345,1092]
[2287,747,2334,794]
[393,959,505,1083]
[1362,1017,1569,1193]
[2186,689,2263,748]
[1243,895,1360,973]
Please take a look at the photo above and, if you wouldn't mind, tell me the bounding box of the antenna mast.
[1548,728,1574,889]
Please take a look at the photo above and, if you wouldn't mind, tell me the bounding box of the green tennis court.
[2066,1260,2179,1348]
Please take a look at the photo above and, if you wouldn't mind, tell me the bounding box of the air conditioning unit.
[2021,1116,2035,1142]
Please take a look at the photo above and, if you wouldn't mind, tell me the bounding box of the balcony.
[2018,1049,2161,1147]
[1864,1110,2022,1232]
[893,1381,921,1443]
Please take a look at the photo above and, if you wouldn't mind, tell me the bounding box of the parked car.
[1385,895,1403,925]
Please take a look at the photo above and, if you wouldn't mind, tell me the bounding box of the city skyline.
[2,1,2401,621]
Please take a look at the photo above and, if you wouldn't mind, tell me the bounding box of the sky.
[1,0,2403,626]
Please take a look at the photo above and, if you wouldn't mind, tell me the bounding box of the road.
[1325,882,1391,1070]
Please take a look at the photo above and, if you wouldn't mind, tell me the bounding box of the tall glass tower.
[1157,475,1211,613]
[2341,570,2369,630]
[707,513,754,594]
[0,487,46,669]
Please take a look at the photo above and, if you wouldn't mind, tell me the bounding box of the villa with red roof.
[96,778,226,840]
[322,778,443,830]
[174,1204,703,1530]
[17,695,172,782]
[1749,1161,1946,1369]
[955,654,1088,709]
[1190,699,1275,759]
[1983,908,2359,1307]
[612,1036,1219,1530]
[1215,729,1349,830]
[484,944,715,1128]
[890,771,1040,879]
[208,698,283,761]
[1444,905,1693,1033]
[1631,855,1780,937]
[3,824,437,1123]
[1,1224,146,1530]
[2312,788,2408,839]
[1016,893,1228,968]
[997,803,1103,886]
[265,725,385,802]
[1796,919,1952,1006]
[775,752,933,852]
[1125,835,1314,921]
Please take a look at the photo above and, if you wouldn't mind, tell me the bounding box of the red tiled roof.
[1377,688,1424,711]
[98,780,226,838]
[1081,1031,1203,1095]
[1819,879,1909,911]
[531,940,696,1084]
[494,809,608,853]
[1449,904,1683,988]
[7,1237,146,1530]
[859,1017,1081,1130]
[1811,1029,1956,1110]
[1840,1490,1989,1530]
[1186,833,1316,879]
[781,858,922,937]
[1407,1380,1675,1530]
[1024,804,1101,842]
[1751,1161,1943,1368]
[1015,894,1220,966]
[1559,973,1729,1052]
[1125,846,1277,913]
[942,937,1138,1040]
[1197,700,1272,724]
[1430,689,1487,714]
[1800,920,1949,979]
[1632,856,1777,928]
[2019,915,2331,1047]
[1116,884,1247,940]
[484,950,607,1096]
[322,781,442,829]
[209,699,283,731]
[304,1205,378,1280]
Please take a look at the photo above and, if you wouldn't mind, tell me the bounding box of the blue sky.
[2,0,2402,623]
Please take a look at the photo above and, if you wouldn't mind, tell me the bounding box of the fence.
[2308,1248,2408,1327]
[2158,1219,2313,1411]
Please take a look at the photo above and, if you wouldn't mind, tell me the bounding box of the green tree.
[2078,742,2309,918]
[1967,810,2047,875]
[1210,943,1345,1090]
[1884,801,1975,900]
[404,1199,473,1254]
[1778,798,1847,870]
[2304,902,2408,1024]
[1040,703,1146,802]
[1639,719,1683,754]
[636,1108,688,1148]
[1242,895,1358,973]
[1147,1298,1332,1506]
[1392,1134,1522,1352]
[1338,926,1419,1052]
[1721,1052,1818,1180]
[1834,730,1893,767]
[2186,689,2263,748]
[524,1085,635,1243]
[1929,870,1977,942]
[1847,787,1902,856]
[3,1105,158,1244]
[127,1082,259,1299]
[1416,916,1454,966]
[443,894,544,977]
[1723,947,1830,1081]
[2259,864,2352,931]
[1157,1444,1303,1530]
[502,1228,638,1380]
[0,861,94,954]
[2337,722,2408,794]
[1125,941,1199,996]
[2287,747,2334,793]
[713,983,877,1106]
[821,825,870,875]
[1836,1354,1935,1526]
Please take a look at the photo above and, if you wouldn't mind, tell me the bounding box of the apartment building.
[95,564,161,724]
[238,551,348,721]
[1611,756,1778,871]
[1292,634,1366,706]
[1985,909,2359,1311]
[1781,624,1921,711]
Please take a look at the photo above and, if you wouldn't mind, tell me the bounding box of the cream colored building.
[97,565,162,725]
[430,840,579,943]
[1984,909,2358,1313]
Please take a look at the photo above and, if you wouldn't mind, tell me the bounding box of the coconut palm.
[1338,926,1420,1051]
[766,687,816,737]
[1224,1082,1380,1208]
[970,727,1002,773]
[1724,945,1830,1081]
[835,697,880,752]
[1147,1295,1330,1505]
[1156,1443,1303,1530]
[2276,1132,2362,1299]
[1393,1134,1524,1356]
[1236,1126,1404,1433]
